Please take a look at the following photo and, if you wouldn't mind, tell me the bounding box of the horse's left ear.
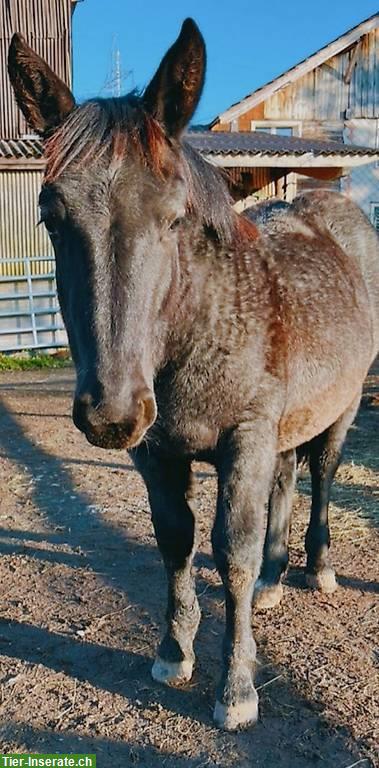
[143,18,206,137]
[8,33,75,136]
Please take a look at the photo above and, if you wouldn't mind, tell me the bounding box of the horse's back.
[253,190,379,357]
[249,191,379,450]
[243,199,291,226]
[291,190,379,349]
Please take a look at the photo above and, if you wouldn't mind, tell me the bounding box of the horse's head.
[8,20,206,449]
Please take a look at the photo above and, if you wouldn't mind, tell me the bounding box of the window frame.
[370,202,379,230]
[250,120,302,137]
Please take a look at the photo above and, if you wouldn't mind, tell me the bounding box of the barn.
[0,0,81,351]
[209,12,379,216]
[186,130,378,211]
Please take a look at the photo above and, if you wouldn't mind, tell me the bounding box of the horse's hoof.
[213,691,259,731]
[305,568,337,594]
[151,656,193,685]
[253,580,283,609]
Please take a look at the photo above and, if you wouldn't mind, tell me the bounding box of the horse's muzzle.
[73,388,157,449]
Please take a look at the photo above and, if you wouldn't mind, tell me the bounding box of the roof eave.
[201,153,379,168]
[0,158,45,170]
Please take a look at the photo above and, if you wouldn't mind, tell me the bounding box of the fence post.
[25,255,39,348]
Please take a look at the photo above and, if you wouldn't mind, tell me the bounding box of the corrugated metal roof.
[186,131,379,157]
[1,131,377,163]
[0,138,43,159]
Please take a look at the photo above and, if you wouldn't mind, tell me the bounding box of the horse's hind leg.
[254,448,296,609]
[305,393,361,592]
[132,446,200,685]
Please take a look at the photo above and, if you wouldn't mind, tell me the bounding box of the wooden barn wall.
[0,168,53,276]
[220,28,379,141]
[342,120,379,217]
[0,0,72,138]
[295,174,341,195]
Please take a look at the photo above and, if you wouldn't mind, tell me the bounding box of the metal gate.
[0,256,67,352]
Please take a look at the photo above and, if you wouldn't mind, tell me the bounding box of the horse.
[8,19,379,731]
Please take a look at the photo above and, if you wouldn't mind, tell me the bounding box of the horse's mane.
[44,94,257,246]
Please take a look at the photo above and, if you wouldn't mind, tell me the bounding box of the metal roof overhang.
[199,152,378,169]
[0,159,46,170]
[2,136,377,172]
[0,139,45,170]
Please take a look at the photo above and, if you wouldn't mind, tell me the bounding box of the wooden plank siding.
[216,28,379,141]
[0,0,72,139]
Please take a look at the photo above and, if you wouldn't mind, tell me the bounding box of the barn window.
[251,121,302,137]
[276,127,294,137]
[370,203,379,231]
[255,126,293,136]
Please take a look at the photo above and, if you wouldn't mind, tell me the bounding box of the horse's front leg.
[132,445,200,685]
[212,423,277,730]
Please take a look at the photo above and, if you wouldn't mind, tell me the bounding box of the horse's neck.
[164,233,211,352]
[164,225,262,360]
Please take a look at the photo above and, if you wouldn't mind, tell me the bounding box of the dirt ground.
[0,362,377,768]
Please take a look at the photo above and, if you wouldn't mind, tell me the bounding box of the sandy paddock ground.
[0,361,377,768]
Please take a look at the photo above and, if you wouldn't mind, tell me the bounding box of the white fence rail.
[0,257,68,352]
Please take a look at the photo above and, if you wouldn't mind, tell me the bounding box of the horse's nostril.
[133,388,156,422]
[141,394,157,425]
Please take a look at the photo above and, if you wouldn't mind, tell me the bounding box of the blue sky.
[73,1,379,125]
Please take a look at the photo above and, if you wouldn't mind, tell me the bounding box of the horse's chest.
[154,356,249,453]
[155,379,221,452]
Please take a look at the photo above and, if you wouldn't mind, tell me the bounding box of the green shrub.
[0,351,72,371]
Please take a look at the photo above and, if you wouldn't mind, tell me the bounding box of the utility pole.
[101,35,134,97]
[113,45,121,97]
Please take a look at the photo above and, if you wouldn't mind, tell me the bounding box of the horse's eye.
[40,215,61,240]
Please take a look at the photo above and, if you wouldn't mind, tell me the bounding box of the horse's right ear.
[143,18,206,137]
[8,34,75,137]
